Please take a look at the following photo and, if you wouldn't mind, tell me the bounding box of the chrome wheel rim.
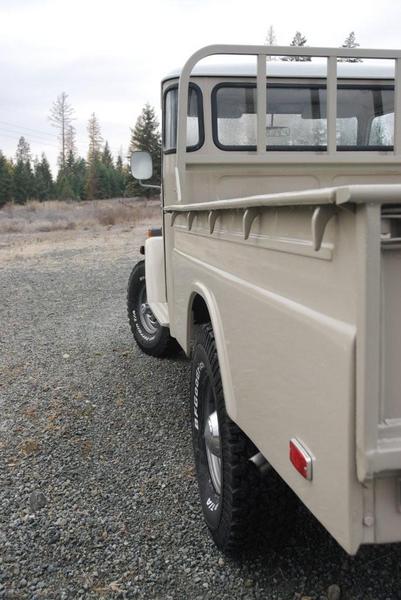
[138,286,159,335]
[204,408,222,495]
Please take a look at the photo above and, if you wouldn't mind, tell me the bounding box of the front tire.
[127,260,178,357]
[191,323,297,555]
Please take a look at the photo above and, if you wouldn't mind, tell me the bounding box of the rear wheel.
[127,260,178,357]
[191,323,297,555]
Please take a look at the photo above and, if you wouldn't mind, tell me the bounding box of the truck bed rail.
[165,184,401,249]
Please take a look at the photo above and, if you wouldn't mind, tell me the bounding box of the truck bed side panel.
[170,208,364,553]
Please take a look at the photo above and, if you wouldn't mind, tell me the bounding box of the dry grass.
[0,198,160,235]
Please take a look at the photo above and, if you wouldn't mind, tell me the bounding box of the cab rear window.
[212,83,394,151]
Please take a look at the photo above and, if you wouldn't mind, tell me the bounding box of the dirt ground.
[1,207,401,599]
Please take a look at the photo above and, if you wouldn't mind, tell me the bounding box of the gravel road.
[1,225,401,600]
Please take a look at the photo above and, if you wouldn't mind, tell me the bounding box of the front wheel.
[127,260,178,357]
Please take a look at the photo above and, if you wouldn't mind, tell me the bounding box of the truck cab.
[128,44,401,556]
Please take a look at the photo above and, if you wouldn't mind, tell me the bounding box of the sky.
[1,0,401,172]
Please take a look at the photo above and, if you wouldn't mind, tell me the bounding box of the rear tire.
[127,260,178,357]
[191,323,297,555]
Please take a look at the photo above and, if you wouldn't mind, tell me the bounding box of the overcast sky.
[1,0,401,171]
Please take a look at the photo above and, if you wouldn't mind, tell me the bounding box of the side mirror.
[130,151,152,180]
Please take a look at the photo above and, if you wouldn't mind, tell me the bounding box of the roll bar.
[175,44,401,201]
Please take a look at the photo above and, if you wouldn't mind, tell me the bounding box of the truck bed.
[165,183,401,553]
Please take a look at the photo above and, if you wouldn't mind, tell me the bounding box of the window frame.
[162,82,205,155]
[211,81,395,152]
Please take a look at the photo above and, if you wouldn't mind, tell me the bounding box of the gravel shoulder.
[1,223,401,599]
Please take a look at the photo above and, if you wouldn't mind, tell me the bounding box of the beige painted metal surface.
[158,44,401,554]
[144,237,169,326]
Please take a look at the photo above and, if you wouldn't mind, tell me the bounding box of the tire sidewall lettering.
[191,349,222,529]
[132,308,157,343]
[129,266,160,346]
[193,361,204,431]
[206,496,219,512]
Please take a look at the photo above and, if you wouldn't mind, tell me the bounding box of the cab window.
[163,84,203,152]
[212,83,394,150]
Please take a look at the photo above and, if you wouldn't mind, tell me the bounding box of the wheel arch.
[187,284,237,421]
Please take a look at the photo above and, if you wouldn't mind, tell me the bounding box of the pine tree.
[115,154,128,197]
[128,103,161,196]
[49,92,75,169]
[16,136,31,163]
[116,154,124,172]
[14,161,33,204]
[282,31,311,62]
[72,158,87,200]
[102,141,113,168]
[99,141,119,198]
[339,32,362,63]
[97,162,112,199]
[59,156,87,201]
[65,149,76,176]
[34,154,54,201]
[86,113,104,200]
[14,137,34,204]
[0,151,13,207]
[55,150,79,200]
[52,124,77,200]
[56,172,75,200]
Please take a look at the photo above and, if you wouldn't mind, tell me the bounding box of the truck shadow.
[253,502,401,598]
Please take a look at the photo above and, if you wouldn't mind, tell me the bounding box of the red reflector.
[289,438,313,481]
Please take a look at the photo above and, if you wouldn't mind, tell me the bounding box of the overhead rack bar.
[176,44,401,202]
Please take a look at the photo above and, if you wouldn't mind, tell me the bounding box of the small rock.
[218,558,225,567]
[327,584,341,600]
[29,491,46,512]
[47,528,60,544]
[62,353,69,359]
[245,579,254,588]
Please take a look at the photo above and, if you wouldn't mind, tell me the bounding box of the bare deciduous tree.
[87,112,103,164]
[265,25,276,46]
[85,113,104,200]
[65,124,77,158]
[265,25,277,61]
[49,92,75,169]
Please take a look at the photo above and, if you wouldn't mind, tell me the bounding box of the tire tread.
[127,261,179,358]
[192,323,298,556]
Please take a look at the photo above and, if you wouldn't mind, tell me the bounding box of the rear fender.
[188,284,237,422]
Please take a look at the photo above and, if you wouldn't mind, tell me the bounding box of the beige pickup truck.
[127,44,401,556]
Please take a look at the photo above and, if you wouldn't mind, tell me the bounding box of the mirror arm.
[138,180,161,192]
